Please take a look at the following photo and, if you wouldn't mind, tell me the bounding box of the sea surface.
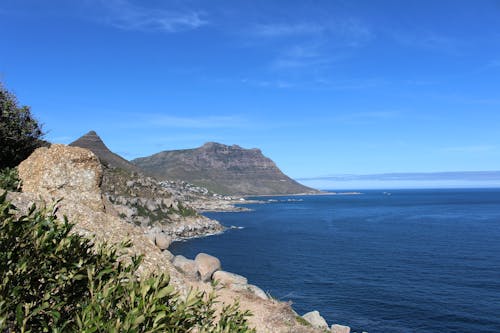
[169,189,500,332]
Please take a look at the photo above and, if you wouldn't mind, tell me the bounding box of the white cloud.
[97,0,208,33]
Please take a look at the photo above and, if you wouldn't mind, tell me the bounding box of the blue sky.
[1,0,500,188]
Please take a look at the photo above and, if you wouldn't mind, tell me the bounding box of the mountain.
[132,142,318,196]
[69,131,140,174]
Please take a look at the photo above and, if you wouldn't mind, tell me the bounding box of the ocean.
[169,189,500,332]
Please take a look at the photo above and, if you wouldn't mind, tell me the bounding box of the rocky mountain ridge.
[132,142,319,196]
[69,131,254,243]
[69,130,140,173]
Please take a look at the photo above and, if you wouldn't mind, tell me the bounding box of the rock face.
[302,311,328,329]
[70,130,140,174]
[14,145,177,278]
[132,142,318,196]
[18,144,104,212]
[195,253,221,282]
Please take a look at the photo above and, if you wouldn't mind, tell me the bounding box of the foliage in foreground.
[0,192,255,332]
[0,82,44,169]
[0,167,21,191]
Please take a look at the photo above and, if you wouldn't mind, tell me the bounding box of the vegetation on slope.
[0,192,255,332]
[0,168,21,192]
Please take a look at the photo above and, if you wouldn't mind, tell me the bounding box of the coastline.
[245,191,363,199]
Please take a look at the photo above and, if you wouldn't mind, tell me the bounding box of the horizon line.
[297,170,500,182]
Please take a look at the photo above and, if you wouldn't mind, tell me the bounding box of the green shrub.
[176,202,198,217]
[0,167,21,191]
[0,192,255,332]
[0,83,45,169]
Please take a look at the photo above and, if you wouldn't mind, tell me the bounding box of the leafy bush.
[0,83,44,169]
[0,167,21,191]
[0,192,255,332]
[176,202,198,217]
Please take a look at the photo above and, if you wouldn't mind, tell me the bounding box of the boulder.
[247,284,268,300]
[172,255,199,279]
[212,270,247,286]
[18,144,104,212]
[155,233,171,250]
[302,310,328,329]
[331,324,351,333]
[194,253,221,282]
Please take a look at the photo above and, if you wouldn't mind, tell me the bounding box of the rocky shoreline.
[5,144,359,333]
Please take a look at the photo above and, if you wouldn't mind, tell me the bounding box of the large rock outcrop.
[18,144,105,212]
[132,142,319,196]
[15,145,175,278]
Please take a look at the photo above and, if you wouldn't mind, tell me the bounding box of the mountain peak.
[70,131,140,173]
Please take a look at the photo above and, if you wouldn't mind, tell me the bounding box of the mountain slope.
[132,142,318,196]
[69,130,140,174]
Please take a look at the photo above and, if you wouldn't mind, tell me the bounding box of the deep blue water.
[169,189,500,332]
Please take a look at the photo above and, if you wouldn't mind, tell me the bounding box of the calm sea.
[169,189,500,333]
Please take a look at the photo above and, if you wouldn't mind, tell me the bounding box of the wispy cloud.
[253,23,322,37]
[336,110,402,121]
[486,59,500,68]
[97,0,208,33]
[118,114,248,129]
[247,18,372,71]
[442,145,496,153]
[240,78,295,89]
[272,43,334,69]
[239,76,388,91]
[392,30,462,53]
[251,18,372,42]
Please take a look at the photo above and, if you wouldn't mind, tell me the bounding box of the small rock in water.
[302,310,328,329]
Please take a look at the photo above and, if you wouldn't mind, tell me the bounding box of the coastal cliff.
[4,144,341,332]
[132,142,319,196]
